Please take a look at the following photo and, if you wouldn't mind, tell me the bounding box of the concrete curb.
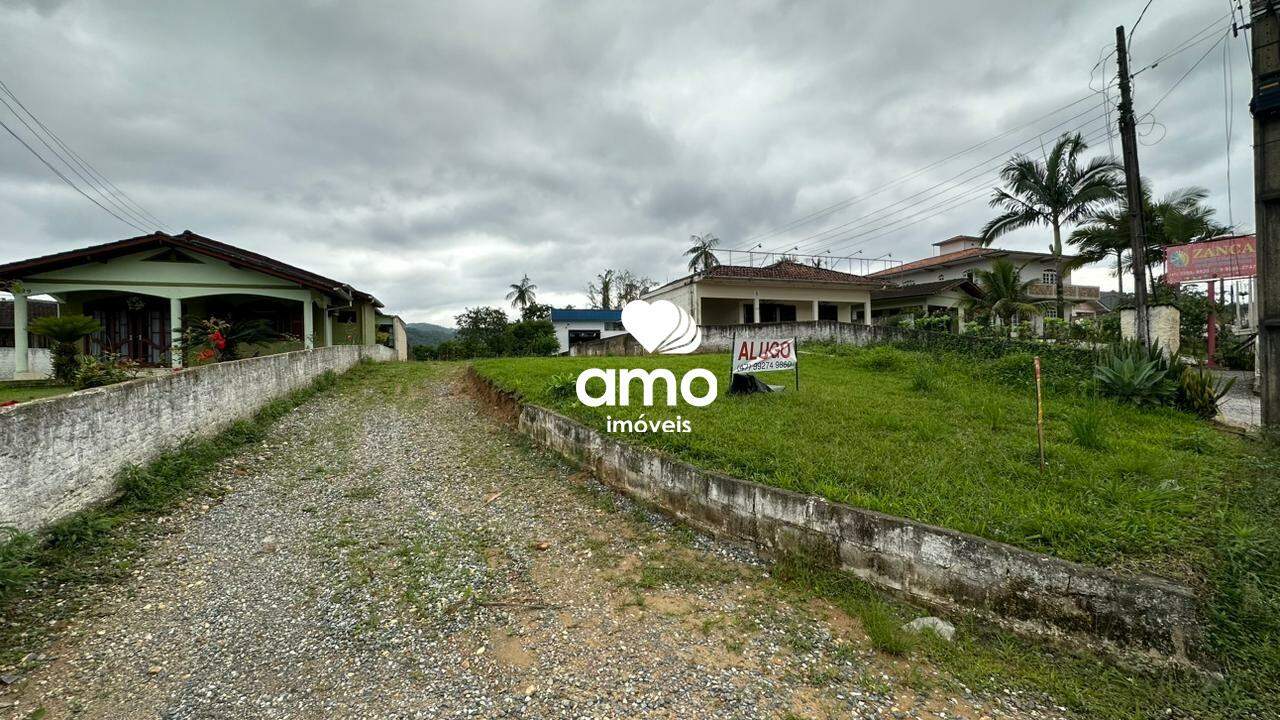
[466,367,1205,663]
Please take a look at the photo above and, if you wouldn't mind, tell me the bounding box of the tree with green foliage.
[964,259,1046,330]
[1069,183,1228,293]
[28,314,101,384]
[684,232,720,272]
[505,274,538,312]
[981,132,1121,319]
[520,301,552,322]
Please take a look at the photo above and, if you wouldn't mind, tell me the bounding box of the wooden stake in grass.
[1033,355,1045,472]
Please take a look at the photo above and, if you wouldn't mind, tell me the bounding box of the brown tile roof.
[0,298,58,328]
[867,246,1070,279]
[703,260,878,285]
[870,279,984,301]
[868,247,998,277]
[0,231,381,306]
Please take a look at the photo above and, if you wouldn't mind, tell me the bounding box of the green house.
[0,231,384,379]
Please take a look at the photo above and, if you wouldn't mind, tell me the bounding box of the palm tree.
[684,233,721,272]
[965,259,1047,330]
[981,132,1121,319]
[505,274,538,312]
[28,314,101,384]
[1068,184,1229,293]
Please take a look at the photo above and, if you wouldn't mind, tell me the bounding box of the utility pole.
[1250,1,1280,428]
[1115,25,1151,346]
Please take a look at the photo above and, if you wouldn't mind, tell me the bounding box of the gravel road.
[1,363,1066,719]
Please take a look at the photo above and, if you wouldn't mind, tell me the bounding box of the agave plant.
[1093,340,1178,407]
[1176,367,1235,419]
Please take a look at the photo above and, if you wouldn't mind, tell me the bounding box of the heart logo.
[621,299,702,354]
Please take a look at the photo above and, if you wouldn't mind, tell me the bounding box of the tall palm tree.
[964,259,1047,329]
[505,274,537,312]
[981,132,1121,319]
[1068,184,1229,293]
[684,233,721,272]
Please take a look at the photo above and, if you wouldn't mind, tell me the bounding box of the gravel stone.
[0,364,1067,719]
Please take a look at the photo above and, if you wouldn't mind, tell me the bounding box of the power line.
[1142,28,1230,119]
[0,115,148,232]
[1223,27,1236,228]
[779,105,1111,255]
[1128,0,1156,55]
[743,91,1104,247]
[1130,11,1232,78]
[812,124,1118,257]
[0,78,169,232]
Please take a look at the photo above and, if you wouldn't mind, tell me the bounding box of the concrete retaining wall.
[1,345,396,532]
[467,368,1203,662]
[0,348,52,380]
[571,321,932,356]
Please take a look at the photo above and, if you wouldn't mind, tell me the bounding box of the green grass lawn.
[474,346,1241,574]
[474,346,1280,716]
[0,384,73,405]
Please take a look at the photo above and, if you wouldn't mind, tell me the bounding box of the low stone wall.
[466,368,1203,662]
[1,345,396,532]
[570,321,926,356]
[0,348,52,380]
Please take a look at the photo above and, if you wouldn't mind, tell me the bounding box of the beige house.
[869,278,983,330]
[643,260,879,325]
[868,235,1101,320]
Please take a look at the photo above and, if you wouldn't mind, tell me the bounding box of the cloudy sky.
[0,0,1252,324]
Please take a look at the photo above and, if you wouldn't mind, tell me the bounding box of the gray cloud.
[0,0,1250,323]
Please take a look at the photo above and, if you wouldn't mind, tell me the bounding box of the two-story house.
[867,235,1103,321]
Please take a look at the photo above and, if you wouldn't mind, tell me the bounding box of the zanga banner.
[733,338,797,373]
[1164,234,1257,283]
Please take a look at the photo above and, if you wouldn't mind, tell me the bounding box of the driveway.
[1,363,1059,719]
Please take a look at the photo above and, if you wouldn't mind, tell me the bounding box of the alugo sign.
[733,338,797,372]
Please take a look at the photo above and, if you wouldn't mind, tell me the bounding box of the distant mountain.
[404,322,456,347]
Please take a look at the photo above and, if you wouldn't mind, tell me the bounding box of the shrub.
[72,354,139,390]
[858,346,910,372]
[545,373,576,400]
[1176,366,1235,419]
[980,352,1036,391]
[1215,336,1256,371]
[28,314,102,384]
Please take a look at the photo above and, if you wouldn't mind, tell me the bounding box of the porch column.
[302,300,315,350]
[169,297,182,368]
[863,297,873,326]
[12,292,29,376]
[752,295,761,325]
[324,312,333,347]
[957,305,966,334]
[811,299,819,322]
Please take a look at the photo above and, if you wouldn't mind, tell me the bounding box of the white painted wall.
[553,320,627,354]
[894,253,1068,286]
[0,344,395,532]
[0,348,52,380]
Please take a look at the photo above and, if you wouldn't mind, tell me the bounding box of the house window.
[1042,269,1057,285]
[818,303,838,321]
[1044,306,1058,319]
[605,322,624,331]
[964,270,975,281]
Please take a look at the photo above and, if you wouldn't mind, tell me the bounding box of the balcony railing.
[1027,283,1100,300]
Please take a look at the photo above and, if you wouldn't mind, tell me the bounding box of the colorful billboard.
[1164,235,1256,283]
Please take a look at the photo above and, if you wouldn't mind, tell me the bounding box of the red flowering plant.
[178,316,279,366]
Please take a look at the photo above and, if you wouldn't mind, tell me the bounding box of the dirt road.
[1,363,1059,719]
